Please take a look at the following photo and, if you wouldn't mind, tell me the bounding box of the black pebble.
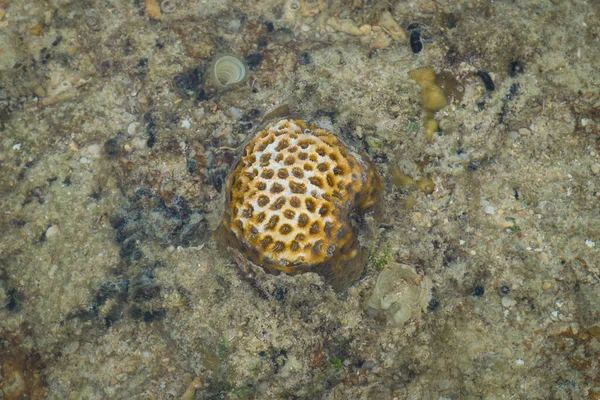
[142,308,166,323]
[6,289,22,312]
[508,60,524,77]
[475,70,495,92]
[247,109,261,119]
[410,30,423,54]
[137,57,148,71]
[211,169,228,193]
[173,68,203,98]
[144,113,157,148]
[500,285,511,295]
[427,297,440,312]
[239,121,253,131]
[104,138,121,158]
[299,52,311,65]
[245,53,264,70]
[264,21,274,32]
[274,285,286,302]
[133,286,161,302]
[186,159,197,174]
[471,284,485,297]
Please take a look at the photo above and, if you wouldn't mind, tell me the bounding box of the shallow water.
[1,0,599,398]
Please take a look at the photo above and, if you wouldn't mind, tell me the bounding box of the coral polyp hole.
[260,235,273,249]
[257,195,270,207]
[289,181,307,194]
[273,241,285,252]
[265,215,279,230]
[309,222,320,234]
[305,199,316,212]
[256,212,266,222]
[289,196,301,208]
[271,182,284,193]
[270,196,286,210]
[317,163,329,172]
[261,169,274,179]
[309,176,323,188]
[298,213,309,227]
[283,209,296,219]
[292,167,304,178]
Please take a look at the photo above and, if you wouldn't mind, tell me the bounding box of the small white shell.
[366,263,432,326]
[211,56,246,88]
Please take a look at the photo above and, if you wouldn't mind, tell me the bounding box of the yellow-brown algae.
[219,119,382,290]
[145,0,162,20]
[380,11,406,40]
[408,66,448,142]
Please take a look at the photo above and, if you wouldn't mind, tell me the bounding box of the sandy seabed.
[0,0,599,398]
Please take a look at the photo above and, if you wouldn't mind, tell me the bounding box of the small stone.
[591,163,600,174]
[541,281,552,290]
[471,284,485,297]
[181,119,191,129]
[127,121,140,135]
[227,19,241,31]
[518,128,531,136]
[45,225,59,239]
[0,9,6,20]
[131,137,147,150]
[438,379,451,390]
[501,296,516,308]
[86,144,101,158]
[298,52,311,65]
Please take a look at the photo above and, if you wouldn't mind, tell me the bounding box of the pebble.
[86,144,101,158]
[131,137,148,150]
[591,163,600,174]
[181,119,191,129]
[541,281,552,290]
[438,379,451,390]
[518,128,531,136]
[46,225,60,239]
[301,24,310,32]
[228,107,243,120]
[480,199,495,214]
[501,296,516,308]
[227,19,241,31]
[127,121,141,135]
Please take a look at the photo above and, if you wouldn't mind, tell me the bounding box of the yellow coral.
[219,119,382,289]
